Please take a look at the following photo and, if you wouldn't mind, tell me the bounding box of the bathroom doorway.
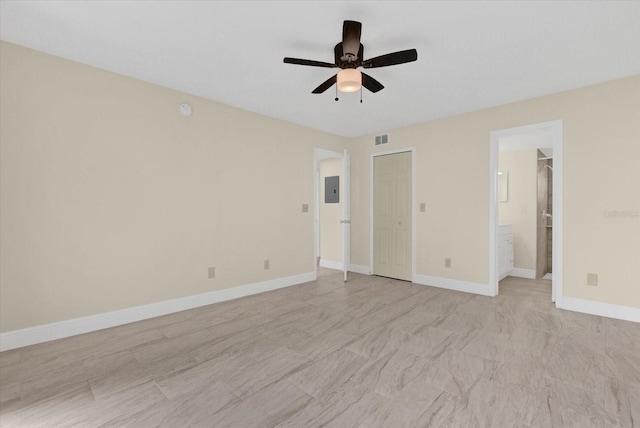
[499,146,554,281]
[489,120,563,303]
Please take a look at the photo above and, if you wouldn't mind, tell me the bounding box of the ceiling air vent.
[374,134,389,146]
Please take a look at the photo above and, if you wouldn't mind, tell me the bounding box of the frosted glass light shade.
[337,69,362,92]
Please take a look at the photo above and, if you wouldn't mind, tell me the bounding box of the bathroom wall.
[499,150,538,274]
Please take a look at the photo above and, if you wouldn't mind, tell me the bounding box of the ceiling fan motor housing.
[335,43,363,69]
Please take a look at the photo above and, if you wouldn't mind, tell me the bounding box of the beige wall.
[2,41,639,334]
[349,75,640,308]
[319,158,342,264]
[0,42,345,332]
[499,150,538,271]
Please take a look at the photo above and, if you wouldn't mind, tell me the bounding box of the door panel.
[395,180,409,218]
[395,230,408,266]
[373,152,412,281]
[379,182,391,216]
[378,229,390,265]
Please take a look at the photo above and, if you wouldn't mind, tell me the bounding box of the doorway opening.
[314,148,350,282]
[489,120,563,303]
[318,157,343,271]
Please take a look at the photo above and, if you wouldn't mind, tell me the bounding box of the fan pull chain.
[335,85,339,102]
[360,86,363,103]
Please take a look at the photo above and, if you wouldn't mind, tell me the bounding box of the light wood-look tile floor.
[1,269,639,427]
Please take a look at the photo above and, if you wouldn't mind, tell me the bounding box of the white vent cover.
[374,134,389,146]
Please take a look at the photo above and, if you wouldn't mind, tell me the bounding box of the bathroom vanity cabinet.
[498,224,514,280]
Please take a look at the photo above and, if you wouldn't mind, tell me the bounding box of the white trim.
[489,134,499,297]
[342,148,351,282]
[0,271,315,352]
[509,268,536,279]
[411,149,417,282]
[348,264,372,275]
[319,259,344,270]
[557,297,640,323]
[413,274,493,297]
[369,147,416,281]
[552,122,564,304]
[489,120,563,302]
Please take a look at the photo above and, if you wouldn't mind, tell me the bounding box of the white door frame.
[314,148,346,278]
[489,120,564,302]
[370,147,417,281]
[342,149,351,282]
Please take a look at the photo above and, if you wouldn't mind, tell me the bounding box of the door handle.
[340,220,351,224]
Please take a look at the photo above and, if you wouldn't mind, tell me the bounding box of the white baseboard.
[509,268,536,279]
[318,261,371,275]
[413,274,494,297]
[557,296,640,323]
[0,271,316,352]
[348,264,372,275]
[319,259,344,270]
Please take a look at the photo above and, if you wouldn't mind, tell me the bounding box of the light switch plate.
[302,204,309,213]
[587,273,598,286]
[208,267,216,279]
[445,258,452,268]
[420,203,426,212]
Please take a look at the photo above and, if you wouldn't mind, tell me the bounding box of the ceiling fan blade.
[362,49,418,68]
[283,57,336,68]
[312,74,337,94]
[361,72,384,93]
[342,20,362,57]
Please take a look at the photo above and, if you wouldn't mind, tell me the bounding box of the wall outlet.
[208,267,216,279]
[444,258,452,268]
[302,204,309,213]
[586,273,598,286]
[264,259,270,270]
[420,203,426,212]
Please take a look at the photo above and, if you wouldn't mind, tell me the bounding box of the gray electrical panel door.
[325,176,339,203]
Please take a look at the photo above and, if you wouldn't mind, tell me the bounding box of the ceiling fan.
[283,20,417,96]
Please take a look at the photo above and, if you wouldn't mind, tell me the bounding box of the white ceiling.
[2,1,640,138]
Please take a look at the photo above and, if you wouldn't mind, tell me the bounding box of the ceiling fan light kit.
[283,20,417,99]
[337,69,362,93]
